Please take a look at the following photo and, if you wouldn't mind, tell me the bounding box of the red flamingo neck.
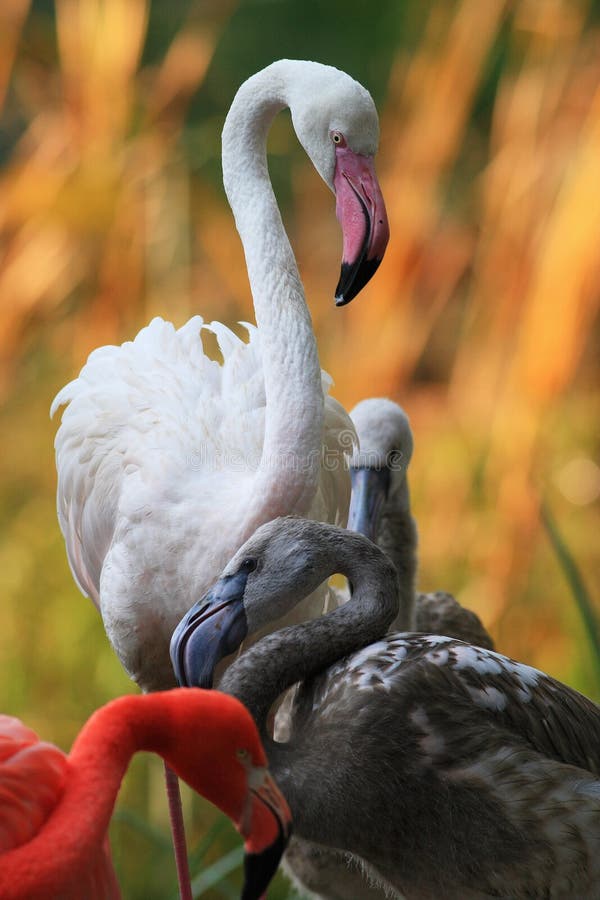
[0,694,173,900]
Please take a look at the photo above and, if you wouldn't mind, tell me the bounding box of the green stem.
[541,502,600,690]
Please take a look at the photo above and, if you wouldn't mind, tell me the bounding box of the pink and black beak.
[334,145,389,305]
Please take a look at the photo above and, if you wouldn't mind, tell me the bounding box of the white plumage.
[52,317,349,597]
[52,316,352,691]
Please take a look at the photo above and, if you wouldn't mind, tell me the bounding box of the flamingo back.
[0,715,67,852]
[52,316,353,689]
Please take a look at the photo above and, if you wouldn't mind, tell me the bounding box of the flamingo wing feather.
[53,315,352,605]
[0,715,67,853]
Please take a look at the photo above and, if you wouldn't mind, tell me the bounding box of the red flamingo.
[0,688,291,900]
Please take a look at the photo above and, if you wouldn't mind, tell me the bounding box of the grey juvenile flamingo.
[172,516,600,899]
[284,399,495,899]
[349,398,493,647]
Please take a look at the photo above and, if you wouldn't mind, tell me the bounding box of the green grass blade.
[190,845,244,897]
[112,807,173,851]
[541,502,600,687]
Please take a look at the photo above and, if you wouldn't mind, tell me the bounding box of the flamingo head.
[347,399,413,540]
[287,61,390,304]
[170,519,341,691]
[162,689,292,900]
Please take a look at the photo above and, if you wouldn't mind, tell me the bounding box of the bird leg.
[164,762,193,900]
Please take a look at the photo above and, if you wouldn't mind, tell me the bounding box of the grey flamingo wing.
[287,635,600,897]
[290,634,600,773]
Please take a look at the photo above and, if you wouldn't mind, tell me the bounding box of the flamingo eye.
[239,557,258,574]
[331,131,345,146]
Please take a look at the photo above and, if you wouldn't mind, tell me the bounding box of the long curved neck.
[0,696,176,900]
[219,533,399,741]
[223,62,324,533]
[377,477,417,630]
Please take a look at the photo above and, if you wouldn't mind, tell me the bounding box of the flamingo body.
[0,716,68,851]
[51,60,388,896]
[52,317,351,690]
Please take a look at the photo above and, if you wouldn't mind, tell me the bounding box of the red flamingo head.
[146,689,292,899]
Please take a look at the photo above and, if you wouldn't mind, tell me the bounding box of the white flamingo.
[51,59,389,896]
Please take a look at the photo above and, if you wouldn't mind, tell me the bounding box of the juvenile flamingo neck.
[378,478,417,630]
[0,696,176,900]
[222,63,324,535]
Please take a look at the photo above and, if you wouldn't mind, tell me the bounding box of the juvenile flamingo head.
[347,399,414,540]
[171,518,370,690]
[171,519,343,689]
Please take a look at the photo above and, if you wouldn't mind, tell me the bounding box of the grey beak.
[347,466,390,541]
[170,570,250,688]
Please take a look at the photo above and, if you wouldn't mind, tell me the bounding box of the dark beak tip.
[242,822,290,900]
[335,253,383,307]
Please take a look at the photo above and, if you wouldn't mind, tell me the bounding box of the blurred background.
[1,0,599,896]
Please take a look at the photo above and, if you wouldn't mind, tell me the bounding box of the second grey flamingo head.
[348,398,414,540]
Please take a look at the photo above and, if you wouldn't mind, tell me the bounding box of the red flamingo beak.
[239,767,292,900]
[334,146,389,305]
